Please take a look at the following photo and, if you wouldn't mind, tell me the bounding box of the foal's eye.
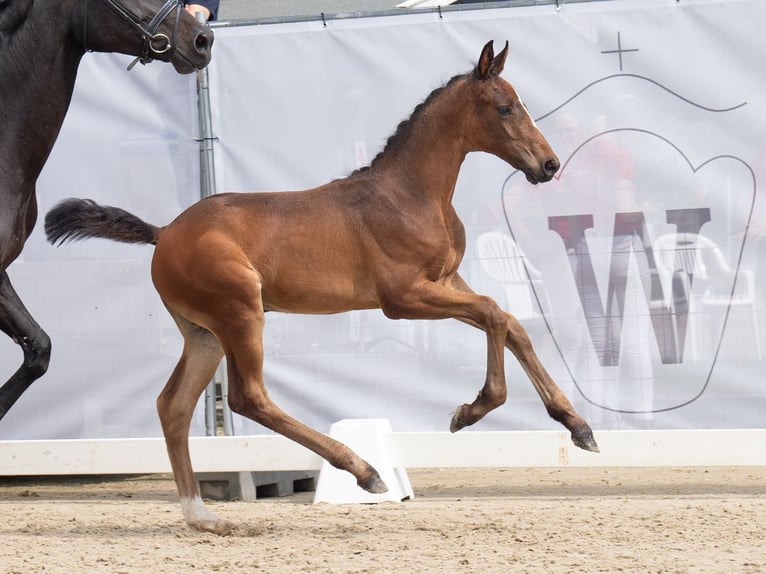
[497,105,512,117]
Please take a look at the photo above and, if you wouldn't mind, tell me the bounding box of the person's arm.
[185,0,219,21]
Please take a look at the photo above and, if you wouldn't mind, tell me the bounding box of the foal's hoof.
[449,406,468,433]
[571,427,600,453]
[190,516,237,536]
[359,472,388,494]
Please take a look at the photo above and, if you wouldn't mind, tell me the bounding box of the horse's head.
[78,0,213,73]
[465,41,559,185]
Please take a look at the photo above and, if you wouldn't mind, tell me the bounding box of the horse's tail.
[45,198,160,247]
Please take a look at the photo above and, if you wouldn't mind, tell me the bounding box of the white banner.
[2,0,764,440]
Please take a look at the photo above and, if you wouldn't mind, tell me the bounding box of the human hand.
[185,4,211,20]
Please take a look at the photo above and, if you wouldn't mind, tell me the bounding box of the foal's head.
[464,41,559,185]
[72,0,213,73]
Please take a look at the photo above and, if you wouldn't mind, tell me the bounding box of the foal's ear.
[490,41,509,76]
[475,40,495,80]
[475,40,508,79]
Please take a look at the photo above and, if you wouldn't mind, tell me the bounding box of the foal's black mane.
[351,72,469,176]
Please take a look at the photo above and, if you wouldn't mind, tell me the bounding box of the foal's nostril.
[543,158,560,177]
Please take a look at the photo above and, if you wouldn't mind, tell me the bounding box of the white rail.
[1,429,764,476]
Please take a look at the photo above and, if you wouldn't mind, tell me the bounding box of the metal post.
[194,12,234,437]
[196,15,216,201]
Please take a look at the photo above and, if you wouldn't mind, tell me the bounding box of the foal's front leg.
[450,274,598,452]
[379,278,511,430]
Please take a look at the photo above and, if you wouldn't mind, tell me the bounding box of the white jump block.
[313,419,414,504]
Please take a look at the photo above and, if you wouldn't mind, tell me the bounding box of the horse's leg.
[0,271,52,419]
[214,275,388,496]
[449,273,597,452]
[380,278,510,432]
[155,313,234,535]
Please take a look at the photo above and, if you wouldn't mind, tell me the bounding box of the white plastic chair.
[652,233,761,360]
[476,231,551,324]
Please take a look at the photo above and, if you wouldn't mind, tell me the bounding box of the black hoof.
[571,427,599,452]
[358,472,388,494]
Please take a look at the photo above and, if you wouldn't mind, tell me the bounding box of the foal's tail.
[45,198,160,247]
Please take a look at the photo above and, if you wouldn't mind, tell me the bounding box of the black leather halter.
[82,0,184,70]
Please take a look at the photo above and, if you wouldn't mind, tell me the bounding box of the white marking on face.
[520,98,541,131]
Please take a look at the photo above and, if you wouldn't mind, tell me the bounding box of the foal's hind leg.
[156,313,234,535]
[214,277,387,496]
[449,274,598,452]
[0,271,52,420]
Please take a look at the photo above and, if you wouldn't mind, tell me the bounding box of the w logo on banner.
[548,208,710,366]
[500,126,755,415]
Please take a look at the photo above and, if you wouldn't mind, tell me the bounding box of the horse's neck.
[373,93,468,210]
[0,4,83,181]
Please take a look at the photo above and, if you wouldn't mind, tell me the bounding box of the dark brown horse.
[0,0,213,419]
[46,41,599,535]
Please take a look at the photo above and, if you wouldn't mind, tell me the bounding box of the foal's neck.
[371,80,470,208]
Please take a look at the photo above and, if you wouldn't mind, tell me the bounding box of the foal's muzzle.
[524,156,559,185]
[542,157,560,180]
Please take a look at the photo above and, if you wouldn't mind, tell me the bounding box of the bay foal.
[46,41,598,535]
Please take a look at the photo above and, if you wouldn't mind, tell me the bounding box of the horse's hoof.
[190,517,237,536]
[571,427,600,453]
[450,406,467,433]
[359,472,388,494]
